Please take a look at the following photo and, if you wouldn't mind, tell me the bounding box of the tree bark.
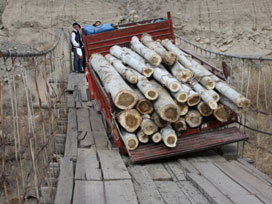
[141,33,177,65]
[160,125,177,148]
[152,112,168,128]
[141,117,158,135]
[131,36,162,66]
[177,102,189,116]
[185,110,203,128]
[153,66,181,92]
[220,95,242,113]
[151,80,180,122]
[133,88,153,114]
[123,47,146,64]
[197,101,213,117]
[136,129,149,143]
[151,132,162,143]
[213,104,232,122]
[132,71,159,100]
[110,45,153,77]
[105,54,138,84]
[117,109,142,132]
[121,130,139,150]
[207,90,220,102]
[173,117,187,131]
[191,82,218,110]
[90,54,138,110]
[169,61,193,83]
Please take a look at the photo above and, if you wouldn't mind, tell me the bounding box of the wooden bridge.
[53,72,272,204]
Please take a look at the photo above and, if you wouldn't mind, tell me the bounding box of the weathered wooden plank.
[186,173,233,204]
[73,180,104,204]
[177,159,199,173]
[145,163,172,181]
[77,108,94,147]
[54,157,74,204]
[128,165,165,204]
[177,181,211,204]
[67,93,75,108]
[93,131,109,150]
[64,108,77,160]
[67,73,76,92]
[75,148,102,181]
[155,181,191,204]
[215,161,272,204]
[164,161,186,181]
[97,149,130,180]
[105,180,138,204]
[89,108,106,132]
[40,186,56,204]
[80,85,89,102]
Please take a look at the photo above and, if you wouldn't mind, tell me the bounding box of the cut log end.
[151,132,162,143]
[185,110,203,128]
[161,105,179,122]
[162,51,177,66]
[169,82,181,92]
[149,54,162,66]
[145,88,159,100]
[137,130,149,143]
[115,91,138,110]
[141,118,157,135]
[187,94,201,106]
[152,112,168,128]
[208,101,218,110]
[129,75,138,84]
[176,92,188,103]
[143,67,154,77]
[237,97,251,109]
[197,102,212,117]
[117,109,142,132]
[136,99,153,115]
[178,102,189,116]
[200,76,216,90]
[213,104,232,122]
[173,117,187,132]
[121,131,139,151]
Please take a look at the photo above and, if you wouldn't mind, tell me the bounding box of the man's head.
[73,22,81,30]
[93,21,101,27]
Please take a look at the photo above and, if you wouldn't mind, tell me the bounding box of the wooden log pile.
[90,34,251,151]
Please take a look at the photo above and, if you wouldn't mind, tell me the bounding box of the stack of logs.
[90,33,250,150]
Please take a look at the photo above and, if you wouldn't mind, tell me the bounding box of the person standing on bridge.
[71,22,85,73]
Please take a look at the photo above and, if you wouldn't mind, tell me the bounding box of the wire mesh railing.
[0,29,70,203]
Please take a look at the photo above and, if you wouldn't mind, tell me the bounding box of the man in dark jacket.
[71,22,85,73]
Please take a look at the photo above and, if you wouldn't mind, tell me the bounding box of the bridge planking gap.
[54,157,74,204]
[75,148,102,181]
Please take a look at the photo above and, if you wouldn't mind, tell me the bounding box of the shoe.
[75,70,79,73]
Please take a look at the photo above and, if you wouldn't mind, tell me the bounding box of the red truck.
[82,12,248,163]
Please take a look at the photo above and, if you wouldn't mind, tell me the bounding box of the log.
[151,81,180,122]
[220,95,242,113]
[132,71,159,100]
[191,82,218,110]
[197,101,213,117]
[153,66,181,92]
[171,88,188,103]
[105,54,138,84]
[136,129,149,143]
[141,33,177,65]
[123,47,146,64]
[121,130,139,150]
[169,61,193,83]
[117,109,142,132]
[133,88,154,114]
[173,117,187,131]
[141,117,158,135]
[131,36,162,66]
[110,45,153,77]
[207,90,220,102]
[152,112,168,128]
[177,83,200,106]
[199,76,216,90]
[160,125,177,148]
[90,54,138,110]
[185,110,203,128]
[151,132,162,143]
[177,102,189,116]
[213,104,232,122]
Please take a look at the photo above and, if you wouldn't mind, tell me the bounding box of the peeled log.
[160,125,177,148]
[90,54,138,110]
[185,110,203,128]
[169,61,193,83]
[220,95,242,113]
[171,88,188,103]
[133,88,153,114]
[105,54,138,84]
[121,130,139,150]
[151,132,162,143]
[213,104,232,122]
[153,66,181,92]
[177,83,200,106]
[141,33,177,65]
[123,47,146,64]
[151,81,180,122]
[132,71,158,100]
[191,82,218,110]
[207,90,220,102]
[173,117,187,131]
[141,118,158,135]
[136,129,149,143]
[117,109,142,132]
[131,36,162,66]
[177,102,189,116]
[110,45,153,77]
[197,101,213,117]
[152,112,168,128]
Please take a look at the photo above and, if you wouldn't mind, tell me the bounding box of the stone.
[220,46,228,52]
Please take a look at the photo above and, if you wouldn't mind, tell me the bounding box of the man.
[93,21,101,27]
[71,22,85,73]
